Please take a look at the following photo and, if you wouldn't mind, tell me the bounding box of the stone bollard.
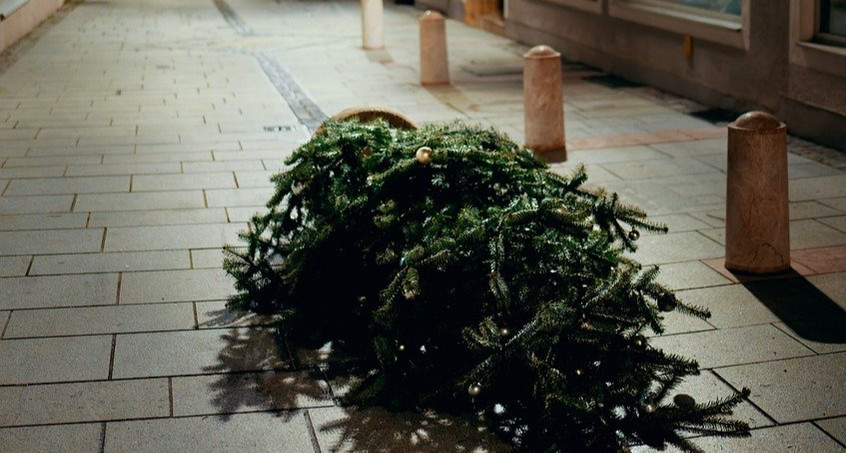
[724,111,790,274]
[361,0,384,50]
[419,11,449,86]
[523,45,566,162]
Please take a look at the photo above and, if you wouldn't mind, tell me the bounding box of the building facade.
[422,0,846,150]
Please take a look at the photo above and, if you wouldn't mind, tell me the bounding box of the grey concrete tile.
[0,195,74,214]
[310,406,510,453]
[4,176,130,196]
[665,371,772,428]
[172,370,331,416]
[135,142,241,153]
[629,232,724,265]
[717,353,846,423]
[0,256,30,277]
[649,214,713,233]
[791,201,842,220]
[817,416,846,446]
[120,268,235,303]
[649,324,813,369]
[191,248,226,269]
[88,208,227,227]
[182,160,265,173]
[650,309,715,336]
[4,303,195,338]
[103,412,314,453]
[103,151,213,164]
[0,379,169,426]
[234,170,276,188]
[75,191,205,212]
[0,213,87,231]
[808,273,846,310]
[676,285,781,329]
[774,322,846,354]
[821,197,846,212]
[27,145,134,157]
[3,155,102,167]
[631,423,844,452]
[0,423,102,453]
[0,229,103,255]
[655,261,732,290]
[226,206,266,222]
[205,187,274,207]
[650,138,724,157]
[196,300,274,329]
[132,172,236,191]
[112,328,285,379]
[0,336,111,385]
[0,166,67,179]
[105,223,243,252]
[790,175,846,201]
[0,273,119,310]
[30,250,190,275]
[603,157,718,180]
[820,216,846,234]
[791,219,846,250]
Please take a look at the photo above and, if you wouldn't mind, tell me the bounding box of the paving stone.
[808,272,846,309]
[132,172,237,191]
[3,155,103,167]
[676,285,782,328]
[0,212,88,231]
[0,423,102,453]
[820,215,846,233]
[821,197,846,212]
[790,219,846,250]
[603,157,718,180]
[654,261,732,290]
[103,412,315,453]
[0,336,111,385]
[773,322,846,354]
[234,170,276,187]
[0,195,74,214]
[205,187,274,207]
[196,300,274,329]
[717,353,846,423]
[4,175,130,195]
[817,416,846,446]
[629,232,724,265]
[790,174,846,201]
[649,214,712,232]
[190,248,227,269]
[630,423,844,452]
[0,256,30,277]
[74,191,206,212]
[172,370,331,416]
[88,207,228,228]
[309,406,510,453]
[790,201,843,220]
[30,250,190,275]
[0,228,103,255]
[103,151,213,164]
[226,206,267,222]
[112,328,285,379]
[120,268,235,303]
[182,160,265,173]
[0,166,67,179]
[4,303,195,338]
[649,324,813,369]
[105,223,243,252]
[0,379,169,426]
[0,273,119,310]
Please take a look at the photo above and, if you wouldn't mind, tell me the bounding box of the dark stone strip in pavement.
[211,0,327,132]
[211,0,254,36]
[254,51,328,132]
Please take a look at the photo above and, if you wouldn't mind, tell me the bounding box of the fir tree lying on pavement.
[224,119,751,452]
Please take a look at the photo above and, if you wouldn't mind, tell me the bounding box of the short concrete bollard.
[724,111,790,274]
[419,11,449,86]
[361,0,385,50]
[523,45,566,162]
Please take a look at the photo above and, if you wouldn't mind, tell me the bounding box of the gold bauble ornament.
[415,146,433,165]
[467,383,482,397]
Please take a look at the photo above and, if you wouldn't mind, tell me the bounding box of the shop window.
[818,0,846,46]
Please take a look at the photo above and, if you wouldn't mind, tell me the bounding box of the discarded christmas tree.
[225,118,750,452]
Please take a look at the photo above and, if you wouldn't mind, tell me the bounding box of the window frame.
[790,0,846,78]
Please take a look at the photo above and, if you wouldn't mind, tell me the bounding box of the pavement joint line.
[168,377,174,417]
[0,325,278,341]
[303,409,323,453]
[706,350,846,371]
[813,420,846,449]
[771,323,827,356]
[0,311,11,339]
[706,369,780,426]
[97,422,107,453]
[107,334,117,380]
[192,302,200,329]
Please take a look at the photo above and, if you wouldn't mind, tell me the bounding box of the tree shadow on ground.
[201,309,334,422]
[742,271,846,344]
[202,307,510,451]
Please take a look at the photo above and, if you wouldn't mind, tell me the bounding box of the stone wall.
[0,0,65,53]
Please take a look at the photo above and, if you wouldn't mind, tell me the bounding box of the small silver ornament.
[415,146,433,165]
[574,368,584,377]
[643,403,655,413]
[398,344,406,352]
[467,383,482,397]
[499,327,511,338]
[628,229,641,241]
